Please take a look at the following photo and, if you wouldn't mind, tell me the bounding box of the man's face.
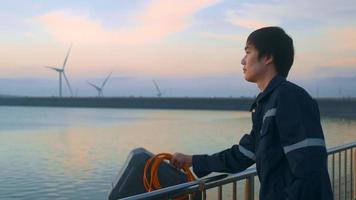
[241,43,269,83]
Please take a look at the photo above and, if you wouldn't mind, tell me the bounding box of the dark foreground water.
[0,106,355,199]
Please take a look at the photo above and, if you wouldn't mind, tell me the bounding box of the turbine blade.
[63,72,73,96]
[62,44,72,70]
[153,80,161,94]
[87,81,101,91]
[45,66,61,72]
[101,72,112,88]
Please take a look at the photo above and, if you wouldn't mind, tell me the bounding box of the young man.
[170,27,333,200]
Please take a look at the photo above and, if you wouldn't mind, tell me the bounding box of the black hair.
[247,26,294,77]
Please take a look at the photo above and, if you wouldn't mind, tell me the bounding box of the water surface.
[0,106,355,199]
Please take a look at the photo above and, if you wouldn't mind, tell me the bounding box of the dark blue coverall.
[192,75,333,200]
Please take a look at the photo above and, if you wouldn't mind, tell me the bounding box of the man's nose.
[241,56,246,65]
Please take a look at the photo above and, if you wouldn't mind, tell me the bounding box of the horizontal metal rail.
[119,141,356,200]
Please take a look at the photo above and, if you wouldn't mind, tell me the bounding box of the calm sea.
[0,106,355,199]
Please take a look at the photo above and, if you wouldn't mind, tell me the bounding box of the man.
[170,27,333,200]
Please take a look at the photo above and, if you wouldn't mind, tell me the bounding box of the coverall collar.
[250,75,286,111]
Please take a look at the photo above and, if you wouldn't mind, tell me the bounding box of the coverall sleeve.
[276,88,332,199]
[191,130,256,178]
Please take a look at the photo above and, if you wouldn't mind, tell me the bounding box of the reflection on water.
[0,106,355,199]
[321,117,356,146]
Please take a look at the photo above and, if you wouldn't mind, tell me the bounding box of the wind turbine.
[152,79,162,97]
[87,72,112,97]
[45,45,73,97]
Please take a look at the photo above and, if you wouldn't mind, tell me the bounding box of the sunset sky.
[1,0,356,97]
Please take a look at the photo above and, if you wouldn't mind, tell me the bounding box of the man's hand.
[170,153,192,170]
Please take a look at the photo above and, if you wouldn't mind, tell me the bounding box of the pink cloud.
[326,27,356,66]
[200,32,246,43]
[228,18,269,30]
[326,27,356,52]
[33,0,219,45]
[329,58,356,67]
[224,5,280,30]
[291,26,356,78]
[225,0,356,30]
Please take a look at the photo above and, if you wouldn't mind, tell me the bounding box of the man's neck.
[256,71,277,92]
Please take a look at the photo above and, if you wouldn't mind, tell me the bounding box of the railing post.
[218,186,222,200]
[244,176,254,200]
[353,148,356,200]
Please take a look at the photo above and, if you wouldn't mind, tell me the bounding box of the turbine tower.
[153,79,162,97]
[45,45,73,97]
[87,72,112,97]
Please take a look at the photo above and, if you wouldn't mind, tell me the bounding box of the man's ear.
[264,54,274,65]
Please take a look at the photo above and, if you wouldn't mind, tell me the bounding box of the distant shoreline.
[0,97,355,118]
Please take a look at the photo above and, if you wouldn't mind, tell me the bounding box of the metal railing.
[328,142,356,200]
[120,141,356,200]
